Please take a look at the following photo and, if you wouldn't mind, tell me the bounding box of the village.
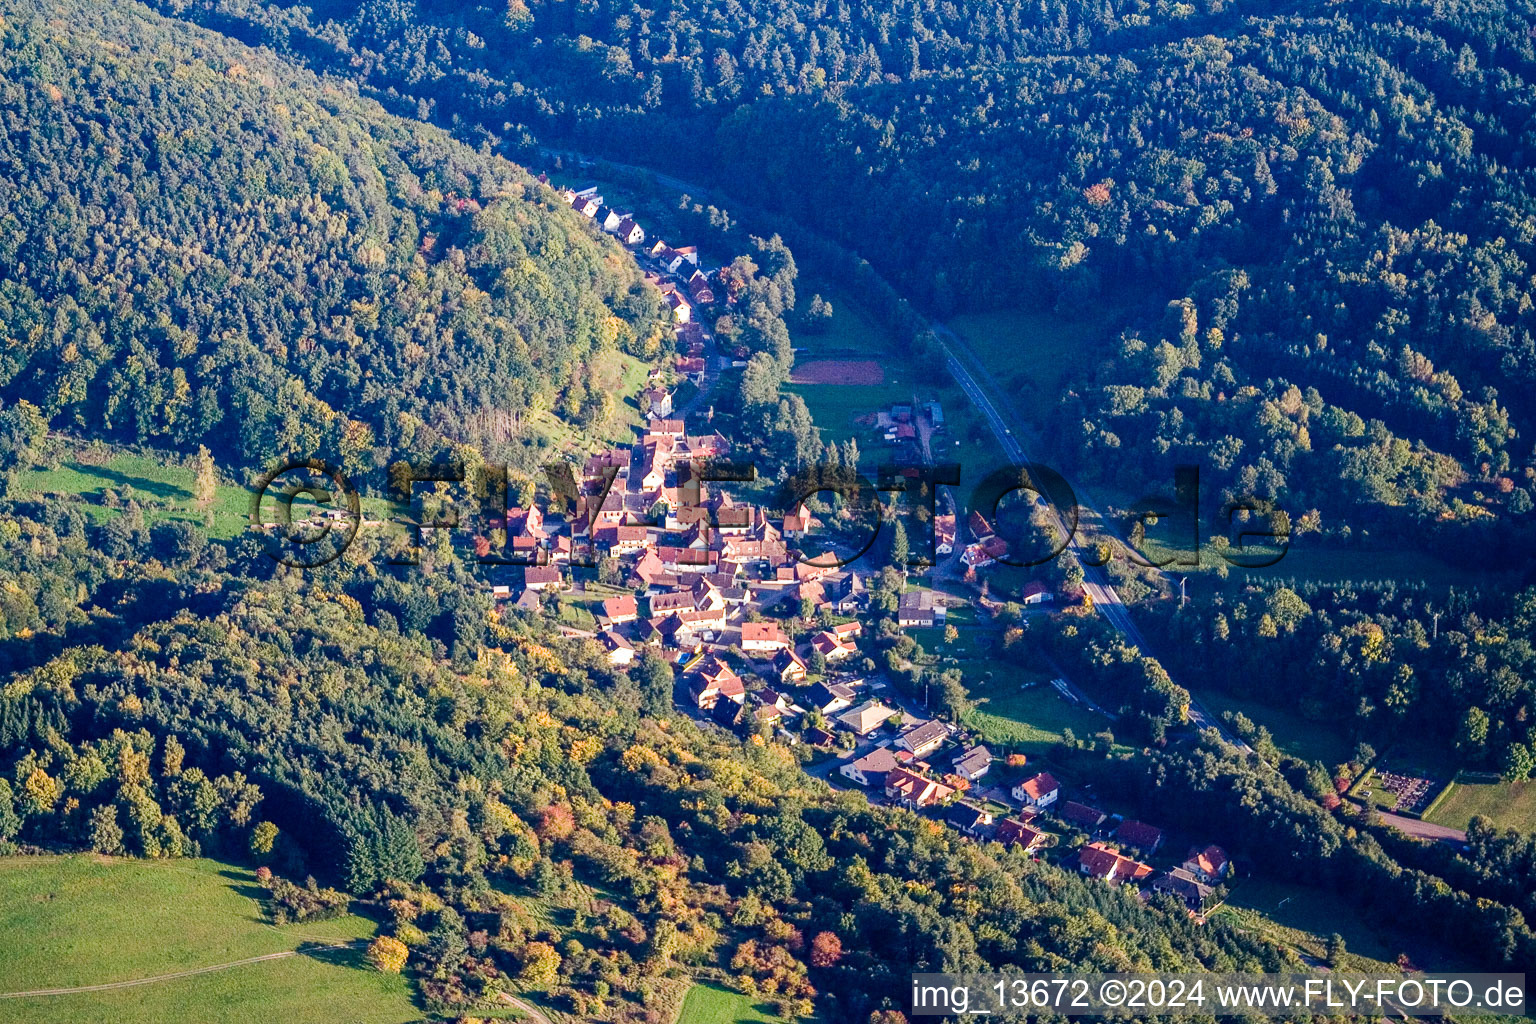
[392,174,1235,920]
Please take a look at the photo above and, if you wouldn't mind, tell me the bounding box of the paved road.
[933,325,1250,752]
[0,942,365,999]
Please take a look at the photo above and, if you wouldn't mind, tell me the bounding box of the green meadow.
[0,855,414,1024]
[1426,778,1536,833]
[676,981,785,1024]
[16,447,400,543]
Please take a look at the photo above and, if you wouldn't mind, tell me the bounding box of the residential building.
[597,629,635,666]
[838,699,897,736]
[1152,868,1215,912]
[1012,771,1061,810]
[741,621,792,653]
[884,767,955,809]
[897,589,945,628]
[1058,801,1108,831]
[1114,819,1164,854]
[945,802,994,836]
[951,745,993,782]
[1078,842,1154,885]
[996,817,1048,853]
[687,654,744,710]
[805,681,857,715]
[840,746,904,787]
[897,719,950,759]
[772,648,808,684]
[1182,845,1231,883]
[523,566,564,591]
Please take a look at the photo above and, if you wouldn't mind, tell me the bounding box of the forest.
[0,0,668,478]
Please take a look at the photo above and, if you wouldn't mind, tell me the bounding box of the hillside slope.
[0,0,663,472]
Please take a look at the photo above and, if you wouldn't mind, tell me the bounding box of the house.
[996,817,1048,853]
[884,767,955,809]
[962,535,1010,568]
[838,699,898,736]
[1152,868,1215,912]
[805,680,857,715]
[897,719,950,759]
[951,745,993,782]
[840,746,904,787]
[806,727,837,748]
[897,589,945,628]
[667,291,693,324]
[831,621,862,640]
[811,630,857,661]
[1182,845,1231,883]
[615,217,645,246]
[597,629,635,666]
[523,566,564,591]
[687,654,744,710]
[1079,842,1154,885]
[597,206,625,232]
[967,510,994,541]
[1114,819,1164,854]
[641,386,674,419]
[1020,581,1055,606]
[687,270,715,306]
[741,621,792,654]
[649,591,694,617]
[1012,771,1061,810]
[772,649,808,684]
[512,588,542,614]
[601,595,638,625]
[572,195,601,218]
[945,802,994,836]
[824,571,866,613]
[934,514,956,555]
[1058,801,1108,831]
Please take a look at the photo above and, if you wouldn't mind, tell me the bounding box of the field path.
[0,941,364,999]
[1377,810,1467,844]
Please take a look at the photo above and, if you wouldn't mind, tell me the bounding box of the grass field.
[676,982,784,1024]
[17,449,400,542]
[1214,875,1457,972]
[0,855,415,1024]
[1194,690,1353,766]
[963,668,1122,755]
[948,308,1108,426]
[1425,778,1536,833]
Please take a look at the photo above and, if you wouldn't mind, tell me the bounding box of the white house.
[1012,771,1061,810]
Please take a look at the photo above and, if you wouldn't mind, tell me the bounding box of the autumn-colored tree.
[250,820,279,856]
[809,931,843,968]
[518,941,561,986]
[191,445,217,505]
[536,804,574,842]
[367,935,409,973]
[160,734,185,777]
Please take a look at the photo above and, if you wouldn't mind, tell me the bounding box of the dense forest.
[1151,580,1536,779]
[0,0,667,476]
